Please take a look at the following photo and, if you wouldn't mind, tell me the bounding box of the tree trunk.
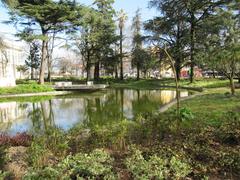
[94,61,100,81]
[47,65,51,82]
[115,65,118,79]
[120,27,124,80]
[39,37,48,85]
[137,64,140,80]
[212,69,216,78]
[164,47,180,117]
[230,77,235,95]
[46,31,56,83]
[190,15,195,83]
[144,71,147,79]
[175,21,181,81]
[31,67,34,80]
[86,60,91,82]
[175,58,181,81]
[47,71,51,82]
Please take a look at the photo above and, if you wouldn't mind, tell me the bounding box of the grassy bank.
[0,83,54,95]
[0,88,239,179]
[110,78,233,90]
[179,89,240,125]
[14,77,233,91]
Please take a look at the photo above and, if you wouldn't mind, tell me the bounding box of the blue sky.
[78,0,157,21]
[0,0,158,38]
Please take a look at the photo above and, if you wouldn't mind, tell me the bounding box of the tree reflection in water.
[0,89,189,135]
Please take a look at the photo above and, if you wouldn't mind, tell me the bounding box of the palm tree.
[118,9,128,80]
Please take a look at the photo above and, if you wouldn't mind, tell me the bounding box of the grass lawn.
[110,78,233,90]
[0,83,54,95]
[177,88,240,126]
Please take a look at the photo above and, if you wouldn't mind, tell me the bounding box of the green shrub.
[28,140,51,169]
[23,167,59,180]
[0,146,6,169]
[180,107,195,121]
[0,171,11,180]
[59,149,115,179]
[126,147,192,179]
[89,120,135,149]
[24,149,116,180]
[126,148,168,179]
[170,156,193,178]
[16,80,38,85]
[217,149,240,173]
[28,128,69,169]
[0,84,54,95]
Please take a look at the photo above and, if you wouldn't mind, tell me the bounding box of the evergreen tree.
[25,42,41,80]
[148,0,229,82]
[146,0,188,80]
[131,9,144,80]
[93,0,117,81]
[181,0,229,83]
[117,9,128,80]
[72,7,100,81]
[6,0,83,84]
[198,1,240,95]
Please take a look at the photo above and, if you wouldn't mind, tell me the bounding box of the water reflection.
[0,89,189,135]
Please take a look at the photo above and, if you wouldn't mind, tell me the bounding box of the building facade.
[0,38,25,87]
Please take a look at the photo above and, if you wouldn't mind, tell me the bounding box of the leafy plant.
[28,140,50,169]
[0,146,6,169]
[24,149,116,179]
[170,156,192,179]
[0,171,11,179]
[180,107,195,121]
[89,120,134,150]
[126,147,192,179]
[23,167,59,180]
[28,128,69,169]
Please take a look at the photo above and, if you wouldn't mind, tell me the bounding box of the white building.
[0,37,26,87]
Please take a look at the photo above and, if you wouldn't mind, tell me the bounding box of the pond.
[0,89,190,135]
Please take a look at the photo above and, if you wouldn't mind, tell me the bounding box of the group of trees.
[1,0,82,84]
[1,0,239,94]
[145,0,240,94]
[1,0,157,84]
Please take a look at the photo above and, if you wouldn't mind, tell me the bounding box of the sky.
[0,0,158,39]
[0,0,158,58]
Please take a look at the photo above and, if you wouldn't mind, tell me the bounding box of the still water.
[0,89,189,135]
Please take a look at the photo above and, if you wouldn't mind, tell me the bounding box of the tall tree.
[117,9,128,80]
[93,0,117,81]
[131,9,143,80]
[182,0,228,83]
[146,0,188,80]
[25,41,41,79]
[16,27,41,80]
[6,0,82,84]
[199,2,240,95]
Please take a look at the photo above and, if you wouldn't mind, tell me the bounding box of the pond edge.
[0,91,73,99]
